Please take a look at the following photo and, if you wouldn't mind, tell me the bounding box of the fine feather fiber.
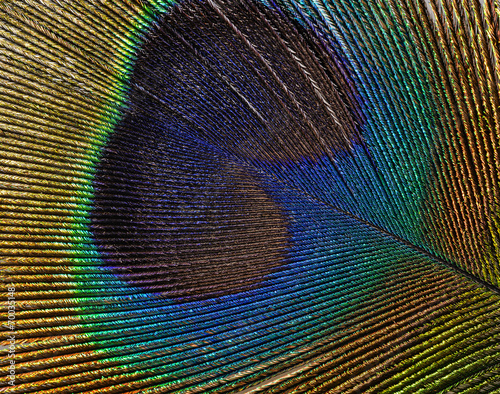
[1,0,500,392]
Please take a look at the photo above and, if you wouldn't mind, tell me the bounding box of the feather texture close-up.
[1,0,500,392]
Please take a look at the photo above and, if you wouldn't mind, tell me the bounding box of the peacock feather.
[1,0,500,392]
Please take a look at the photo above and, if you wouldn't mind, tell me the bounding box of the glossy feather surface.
[1,0,500,392]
